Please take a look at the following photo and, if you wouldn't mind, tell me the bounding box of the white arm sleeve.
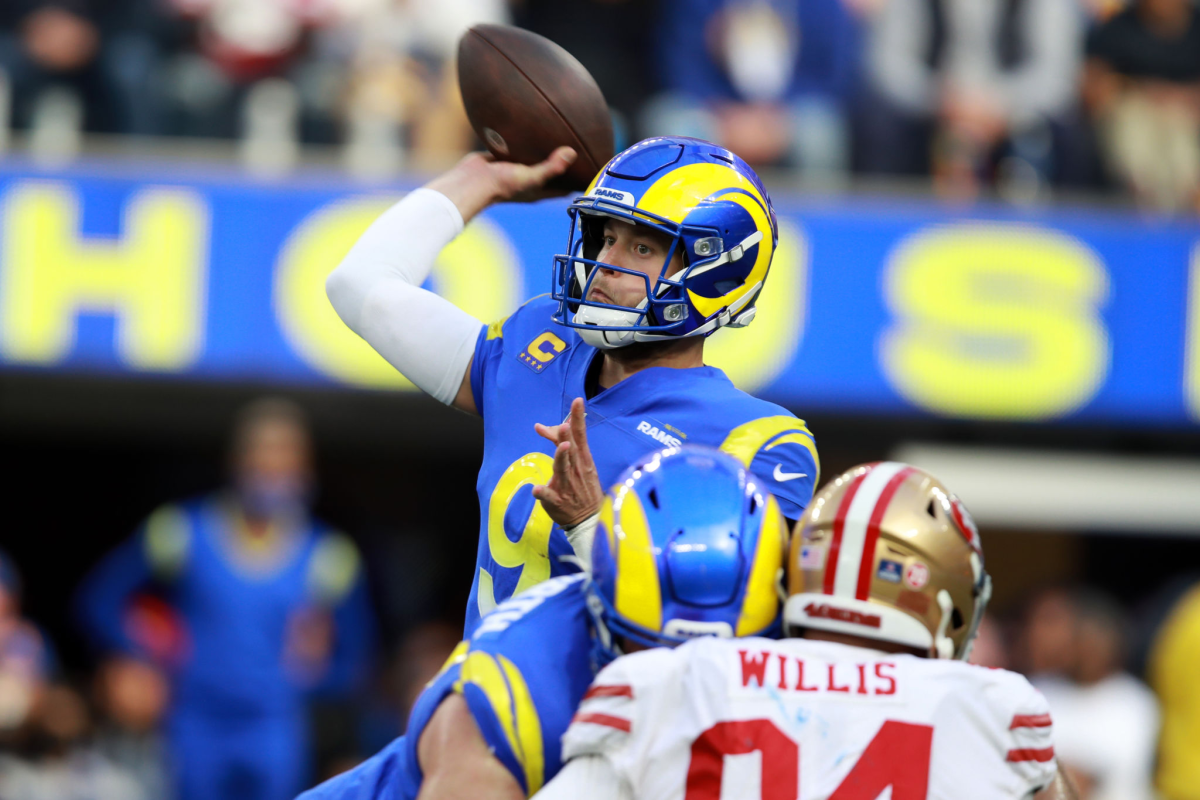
[325,187,485,405]
[535,756,631,800]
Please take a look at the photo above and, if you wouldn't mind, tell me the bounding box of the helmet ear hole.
[647,488,660,510]
[926,499,938,519]
[951,607,965,630]
[748,494,759,515]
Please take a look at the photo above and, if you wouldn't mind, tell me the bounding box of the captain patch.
[519,331,567,373]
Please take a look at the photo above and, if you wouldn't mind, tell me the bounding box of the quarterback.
[298,447,790,800]
[325,136,819,634]
[545,462,1078,800]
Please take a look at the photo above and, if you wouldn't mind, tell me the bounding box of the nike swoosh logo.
[774,464,808,482]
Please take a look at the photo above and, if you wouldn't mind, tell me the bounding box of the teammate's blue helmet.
[587,446,788,666]
[552,136,779,349]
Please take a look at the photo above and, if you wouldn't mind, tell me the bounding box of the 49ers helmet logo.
[948,495,981,553]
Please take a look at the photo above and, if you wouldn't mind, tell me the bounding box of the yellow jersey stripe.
[498,655,546,794]
[719,416,816,471]
[454,652,524,780]
[764,431,820,486]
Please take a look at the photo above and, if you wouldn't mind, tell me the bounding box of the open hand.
[531,397,604,528]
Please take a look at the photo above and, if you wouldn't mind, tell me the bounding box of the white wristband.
[564,514,600,570]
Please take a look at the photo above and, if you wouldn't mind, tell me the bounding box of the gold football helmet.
[785,462,991,660]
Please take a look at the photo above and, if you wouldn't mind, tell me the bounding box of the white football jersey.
[561,637,1056,800]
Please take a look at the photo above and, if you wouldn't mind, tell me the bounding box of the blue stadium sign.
[0,163,1197,427]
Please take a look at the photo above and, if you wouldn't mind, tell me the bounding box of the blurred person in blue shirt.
[642,0,860,177]
[77,398,375,800]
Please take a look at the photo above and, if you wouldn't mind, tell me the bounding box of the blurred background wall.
[0,0,1198,798]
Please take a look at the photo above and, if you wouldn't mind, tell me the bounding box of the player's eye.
[636,243,652,256]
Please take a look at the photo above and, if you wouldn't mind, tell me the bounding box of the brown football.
[457,24,614,192]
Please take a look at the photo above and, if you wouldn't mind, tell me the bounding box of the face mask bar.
[551,251,687,333]
[551,196,726,336]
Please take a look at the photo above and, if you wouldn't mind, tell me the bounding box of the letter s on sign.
[880,223,1110,420]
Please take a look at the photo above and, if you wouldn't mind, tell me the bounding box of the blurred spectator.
[0,553,142,800]
[313,0,507,172]
[643,0,859,175]
[160,0,340,141]
[0,0,169,135]
[389,621,460,727]
[0,551,51,742]
[91,657,172,800]
[76,397,375,800]
[967,614,1010,669]
[1020,585,1078,676]
[860,0,1085,198]
[1024,588,1159,800]
[1083,0,1200,213]
[0,682,146,800]
[514,0,657,151]
[1146,580,1200,800]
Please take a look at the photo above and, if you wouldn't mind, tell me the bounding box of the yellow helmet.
[785,462,991,660]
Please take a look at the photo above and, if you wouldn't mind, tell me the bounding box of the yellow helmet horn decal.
[613,492,663,632]
[736,494,787,635]
[686,191,774,319]
[637,162,768,225]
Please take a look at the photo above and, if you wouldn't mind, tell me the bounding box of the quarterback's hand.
[532,397,604,529]
[425,147,577,223]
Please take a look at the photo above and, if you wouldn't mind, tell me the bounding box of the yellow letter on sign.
[880,223,1110,420]
[275,196,520,390]
[705,220,809,393]
[0,181,208,370]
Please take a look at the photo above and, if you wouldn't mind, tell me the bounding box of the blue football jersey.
[464,295,818,635]
[297,575,593,800]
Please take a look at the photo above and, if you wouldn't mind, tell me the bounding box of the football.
[457,24,614,192]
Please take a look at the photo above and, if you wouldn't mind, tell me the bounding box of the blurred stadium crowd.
[0,398,1195,800]
[0,0,1198,209]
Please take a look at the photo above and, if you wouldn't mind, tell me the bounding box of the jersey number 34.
[686,719,932,800]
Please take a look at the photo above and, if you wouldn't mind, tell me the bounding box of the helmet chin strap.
[933,590,956,659]
[573,299,648,349]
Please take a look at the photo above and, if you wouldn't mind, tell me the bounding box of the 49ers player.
[540,462,1078,800]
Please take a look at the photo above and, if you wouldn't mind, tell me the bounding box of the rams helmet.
[553,136,779,349]
[587,446,788,667]
[785,462,992,661]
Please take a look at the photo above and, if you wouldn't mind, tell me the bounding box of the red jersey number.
[684,719,932,800]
